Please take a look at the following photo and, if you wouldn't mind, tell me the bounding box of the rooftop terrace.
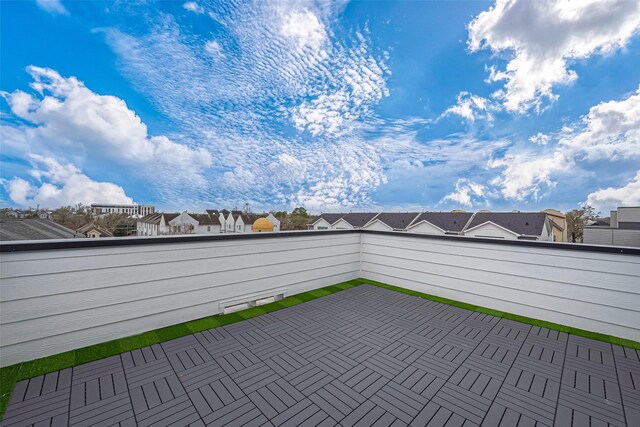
[1,230,639,426]
[2,284,639,426]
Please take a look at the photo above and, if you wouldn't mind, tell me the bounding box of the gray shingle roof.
[466,212,548,236]
[411,212,473,233]
[313,213,346,225]
[339,212,380,228]
[0,219,83,241]
[372,212,420,230]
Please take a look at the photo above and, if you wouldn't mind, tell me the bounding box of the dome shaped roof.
[252,217,274,232]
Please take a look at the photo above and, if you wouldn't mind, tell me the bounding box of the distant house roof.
[312,213,346,225]
[191,214,221,225]
[340,212,379,228]
[372,213,421,230]
[411,212,473,233]
[162,213,180,223]
[76,222,113,237]
[466,212,548,236]
[0,219,83,241]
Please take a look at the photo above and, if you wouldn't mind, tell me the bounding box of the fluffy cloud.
[468,0,640,112]
[442,178,488,206]
[490,86,640,200]
[442,92,496,123]
[182,2,204,14]
[36,0,68,15]
[4,155,133,208]
[528,133,550,146]
[280,9,327,51]
[3,66,212,190]
[204,40,223,56]
[586,171,640,212]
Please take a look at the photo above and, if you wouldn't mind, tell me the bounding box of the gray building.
[584,207,640,247]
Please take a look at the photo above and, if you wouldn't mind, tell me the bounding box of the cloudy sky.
[1,0,639,213]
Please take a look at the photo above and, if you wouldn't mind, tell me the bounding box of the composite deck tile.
[3,284,639,426]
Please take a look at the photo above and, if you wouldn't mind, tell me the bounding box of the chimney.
[610,210,618,228]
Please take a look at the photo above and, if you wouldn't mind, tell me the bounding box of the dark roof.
[162,213,180,223]
[239,214,253,224]
[411,212,473,233]
[339,212,380,228]
[191,214,221,225]
[138,213,162,224]
[466,212,548,236]
[206,209,219,216]
[0,219,83,241]
[313,213,346,225]
[590,218,611,226]
[373,212,420,230]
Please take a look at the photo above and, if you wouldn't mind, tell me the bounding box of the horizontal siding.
[360,234,640,342]
[0,234,360,366]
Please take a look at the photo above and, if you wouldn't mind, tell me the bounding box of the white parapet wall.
[360,231,640,343]
[0,231,361,366]
[1,230,639,367]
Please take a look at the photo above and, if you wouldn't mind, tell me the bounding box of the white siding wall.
[584,228,640,247]
[312,219,332,230]
[406,221,444,235]
[197,224,221,234]
[0,233,361,366]
[360,233,640,342]
[362,221,393,232]
[332,219,353,230]
[465,223,517,240]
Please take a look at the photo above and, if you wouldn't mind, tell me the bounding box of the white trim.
[463,221,520,237]
[406,220,446,233]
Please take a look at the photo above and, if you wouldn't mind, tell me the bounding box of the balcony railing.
[1,230,638,367]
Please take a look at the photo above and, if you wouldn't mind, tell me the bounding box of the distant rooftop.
[0,218,82,241]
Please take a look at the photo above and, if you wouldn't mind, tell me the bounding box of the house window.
[207,226,211,231]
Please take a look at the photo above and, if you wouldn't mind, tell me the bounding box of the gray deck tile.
[3,283,639,426]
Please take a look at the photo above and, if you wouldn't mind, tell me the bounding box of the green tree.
[289,207,309,230]
[566,205,600,243]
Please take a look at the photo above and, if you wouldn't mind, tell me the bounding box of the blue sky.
[1,0,639,213]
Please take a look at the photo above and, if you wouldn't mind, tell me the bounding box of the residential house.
[406,211,473,235]
[76,222,114,238]
[308,213,346,230]
[136,213,179,236]
[193,213,222,234]
[544,208,567,242]
[463,212,553,241]
[584,206,640,247]
[331,212,380,230]
[362,212,421,231]
[167,211,199,234]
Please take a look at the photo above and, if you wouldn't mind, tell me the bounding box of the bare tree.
[566,205,600,243]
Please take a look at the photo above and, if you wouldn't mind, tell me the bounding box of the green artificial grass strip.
[239,307,268,319]
[0,364,20,417]
[362,278,640,350]
[185,317,221,333]
[74,340,122,365]
[18,351,76,380]
[155,324,192,342]
[117,331,161,353]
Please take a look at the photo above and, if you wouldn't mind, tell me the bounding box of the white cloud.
[98,2,395,208]
[442,92,496,123]
[587,171,640,212]
[3,155,133,208]
[183,2,204,14]
[468,0,640,112]
[280,9,327,51]
[36,0,68,15]
[489,86,640,200]
[2,66,212,191]
[204,40,223,56]
[529,133,550,146]
[559,86,640,161]
[442,178,488,206]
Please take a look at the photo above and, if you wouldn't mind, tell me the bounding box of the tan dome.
[252,217,274,232]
